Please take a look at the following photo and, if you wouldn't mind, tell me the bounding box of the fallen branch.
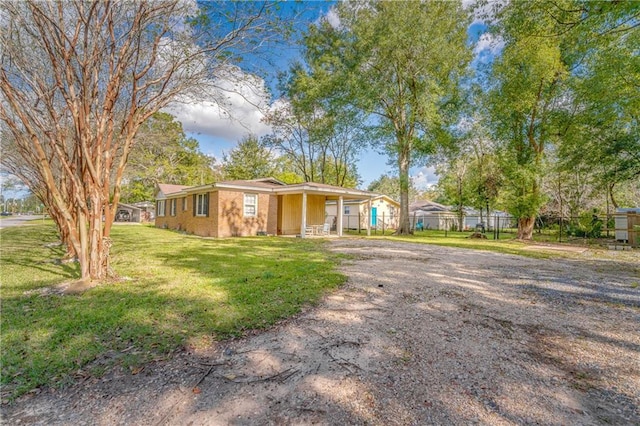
[218,367,299,384]
[191,362,224,391]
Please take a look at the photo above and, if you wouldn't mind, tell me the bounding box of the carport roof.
[117,202,142,211]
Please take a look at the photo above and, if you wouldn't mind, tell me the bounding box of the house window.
[389,206,395,217]
[157,200,166,217]
[182,197,187,211]
[195,193,208,216]
[244,193,257,217]
[344,206,350,215]
[170,199,177,216]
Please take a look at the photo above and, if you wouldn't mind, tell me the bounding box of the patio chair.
[321,223,330,235]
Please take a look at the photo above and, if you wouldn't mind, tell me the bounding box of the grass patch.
[357,229,576,259]
[0,224,345,400]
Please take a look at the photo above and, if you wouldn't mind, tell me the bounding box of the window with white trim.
[244,193,257,217]
[170,199,176,216]
[344,205,350,215]
[195,193,208,216]
[157,200,166,217]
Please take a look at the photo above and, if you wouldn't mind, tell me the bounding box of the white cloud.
[473,32,504,56]
[165,68,273,142]
[325,8,341,29]
[314,5,341,29]
[411,166,438,189]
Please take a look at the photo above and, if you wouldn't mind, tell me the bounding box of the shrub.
[567,211,602,238]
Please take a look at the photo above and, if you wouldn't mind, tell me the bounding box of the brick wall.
[217,190,276,237]
[155,192,217,237]
[155,189,277,238]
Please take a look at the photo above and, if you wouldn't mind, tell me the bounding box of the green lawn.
[351,228,591,259]
[0,224,345,401]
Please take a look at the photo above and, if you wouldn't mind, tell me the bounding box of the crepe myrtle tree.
[0,0,285,280]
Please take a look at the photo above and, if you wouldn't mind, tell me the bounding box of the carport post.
[338,196,344,237]
[301,191,307,238]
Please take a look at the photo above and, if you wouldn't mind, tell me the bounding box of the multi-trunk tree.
[486,3,569,240]
[484,1,639,239]
[558,1,640,209]
[0,0,283,280]
[263,66,362,189]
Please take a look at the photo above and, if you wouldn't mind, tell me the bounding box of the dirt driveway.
[3,239,639,425]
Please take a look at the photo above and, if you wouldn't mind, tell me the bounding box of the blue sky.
[170,1,495,190]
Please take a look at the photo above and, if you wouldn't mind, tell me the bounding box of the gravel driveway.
[3,239,639,425]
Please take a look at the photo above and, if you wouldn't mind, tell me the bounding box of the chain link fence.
[326,211,639,247]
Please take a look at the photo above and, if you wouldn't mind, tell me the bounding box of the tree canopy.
[295,0,472,233]
[427,1,639,237]
[121,112,218,203]
[221,135,277,181]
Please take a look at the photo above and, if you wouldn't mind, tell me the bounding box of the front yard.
[0,224,345,401]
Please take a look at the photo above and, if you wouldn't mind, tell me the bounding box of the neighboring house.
[131,201,156,221]
[408,201,513,231]
[115,203,142,222]
[462,208,513,231]
[409,200,458,231]
[155,178,378,238]
[326,195,400,230]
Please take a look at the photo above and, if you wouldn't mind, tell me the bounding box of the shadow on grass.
[0,280,231,399]
[1,225,345,401]
[151,236,345,326]
[0,225,80,296]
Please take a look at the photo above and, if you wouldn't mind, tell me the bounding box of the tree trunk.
[517,216,535,240]
[608,182,618,209]
[77,208,90,278]
[485,200,490,229]
[88,193,104,279]
[397,151,412,234]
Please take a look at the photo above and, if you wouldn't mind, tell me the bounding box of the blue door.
[371,207,377,226]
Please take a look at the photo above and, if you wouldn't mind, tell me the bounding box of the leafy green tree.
[271,155,305,184]
[557,2,640,208]
[436,158,473,230]
[298,1,472,233]
[367,174,418,202]
[485,1,639,239]
[221,135,276,181]
[457,118,502,221]
[264,77,361,188]
[121,112,217,203]
[486,2,569,239]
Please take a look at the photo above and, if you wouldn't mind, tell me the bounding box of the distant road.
[0,215,44,230]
